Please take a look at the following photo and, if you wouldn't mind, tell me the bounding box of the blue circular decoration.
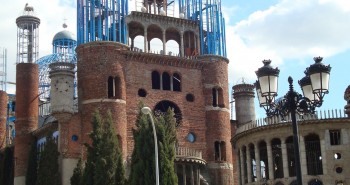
[187,132,196,143]
[71,135,78,141]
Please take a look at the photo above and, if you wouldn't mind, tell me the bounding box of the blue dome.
[53,30,75,42]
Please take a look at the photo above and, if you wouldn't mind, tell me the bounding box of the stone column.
[247,147,252,183]
[191,165,194,185]
[162,29,166,55]
[266,142,274,180]
[320,139,327,175]
[170,73,173,91]
[281,139,289,178]
[299,136,307,177]
[240,148,245,184]
[197,166,200,185]
[183,164,187,185]
[180,31,184,57]
[255,143,261,182]
[144,28,148,52]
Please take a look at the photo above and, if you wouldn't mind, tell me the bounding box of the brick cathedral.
[0,1,237,185]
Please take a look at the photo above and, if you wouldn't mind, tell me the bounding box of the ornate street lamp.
[255,57,331,185]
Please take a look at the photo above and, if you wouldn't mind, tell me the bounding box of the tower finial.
[63,18,68,29]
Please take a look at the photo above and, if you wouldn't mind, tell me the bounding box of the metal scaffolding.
[77,0,226,57]
[77,0,129,45]
[0,48,6,91]
[16,4,40,63]
[180,0,226,57]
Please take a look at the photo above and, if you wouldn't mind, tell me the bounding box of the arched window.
[286,136,296,177]
[173,73,181,91]
[212,88,218,107]
[259,141,269,180]
[249,143,256,182]
[220,141,226,161]
[108,76,114,98]
[162,72,171,90]
[271,138,283,179]
[305,134,323,175]
[114,76,122,99]
[154,100,182,127]
[152,71,160,89]
[218,87,224,108]
[214,141,226,161]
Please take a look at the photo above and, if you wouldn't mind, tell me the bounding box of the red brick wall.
[0,90,7,149]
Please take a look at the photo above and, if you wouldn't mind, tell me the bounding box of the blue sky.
[223,0,350,118]
[0,0,349,119]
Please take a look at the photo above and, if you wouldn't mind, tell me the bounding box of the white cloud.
[0,0,76,93]
[226,0,350,85]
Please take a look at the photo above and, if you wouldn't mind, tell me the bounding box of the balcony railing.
[236,109,348,135]
[175,147,206,164]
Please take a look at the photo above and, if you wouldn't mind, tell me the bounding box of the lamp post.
[141,106,160,185]
[255,57,331,185]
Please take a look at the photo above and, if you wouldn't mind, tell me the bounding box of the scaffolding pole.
[0,48,7,91]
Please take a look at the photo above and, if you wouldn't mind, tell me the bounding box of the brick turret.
[233,83,256,126]
[200,55,233,184]
[76,41,128,159]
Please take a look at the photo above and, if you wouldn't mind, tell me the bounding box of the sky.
[0,0,349,119]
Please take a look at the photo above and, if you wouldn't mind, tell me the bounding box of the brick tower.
[0,90,7,149]
[49,62,78,185]
[77,42,128,158]
[14,4,40,185]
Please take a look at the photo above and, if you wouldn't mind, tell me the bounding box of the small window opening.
[334,153,341,159]
[186,93,194,102]
[162,72,171,90]
[108,76,115,98]
[212,88,218,107]
[218,88,224,108]
[329,130,341,145]
[114,76,122,99]
[152,71,160,89]
[214,141,226,161]
[138,89,147,97]
[173,73,181,92]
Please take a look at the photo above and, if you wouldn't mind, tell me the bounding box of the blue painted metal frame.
[77,0,226,56]
[77,0,128,45]
[179,0,226,57]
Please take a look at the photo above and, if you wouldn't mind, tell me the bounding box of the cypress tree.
[94,111,118,185]
[36,134,60,185]
[80,110,126,185]
[129,105,156,185]
[158,108,178,185]
[81,110,103,185]
[114,137,126,185]
[70,158,83,185]
[26,141,38,185]
[129,105,178,185]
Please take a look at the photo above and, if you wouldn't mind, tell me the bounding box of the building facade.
[232,83,350,185]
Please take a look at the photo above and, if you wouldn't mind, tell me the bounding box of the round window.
[71,135,78,141]
[336,167,343,174]
[187,132,196,143]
